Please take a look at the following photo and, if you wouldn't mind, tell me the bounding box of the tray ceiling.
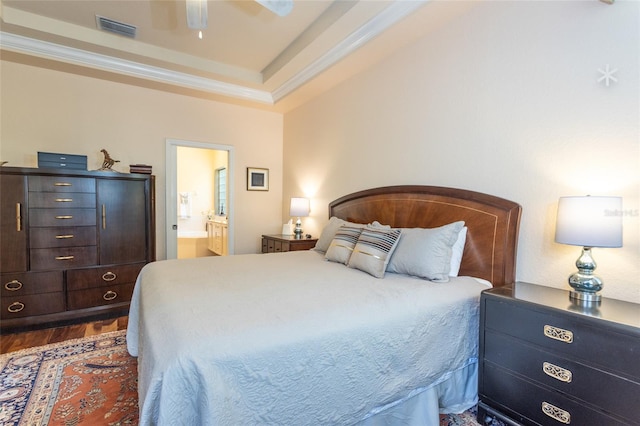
[0,0,477,111]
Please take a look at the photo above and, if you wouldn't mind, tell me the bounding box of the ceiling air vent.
[96,15,137,38]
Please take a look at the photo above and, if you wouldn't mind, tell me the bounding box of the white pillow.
[314,217,365,253]
[348,228,401,278]
[368,221,391,229]
[325,225,364,264]
[386,221,465,282]
[449,227,467,277]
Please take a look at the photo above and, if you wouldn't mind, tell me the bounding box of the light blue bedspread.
[127,251,488,425]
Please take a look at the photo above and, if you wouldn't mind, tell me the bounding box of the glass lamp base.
[569,289,602,303]
[568,247,603,303]
[294,217,303,239]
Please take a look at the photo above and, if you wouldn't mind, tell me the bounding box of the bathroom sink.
[212,215,227,224]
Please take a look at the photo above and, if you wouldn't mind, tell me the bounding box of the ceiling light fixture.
[185,0,293,32]
[186,0,208,30]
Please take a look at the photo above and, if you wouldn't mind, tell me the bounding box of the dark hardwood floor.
[1,316,129,354]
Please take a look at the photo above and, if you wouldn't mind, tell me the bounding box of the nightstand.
[478,282,640,426]
[261,234,318,253]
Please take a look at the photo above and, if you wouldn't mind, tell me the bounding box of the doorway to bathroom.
[165,139,234,259]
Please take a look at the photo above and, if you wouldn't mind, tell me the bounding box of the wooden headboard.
[329,186,522,287]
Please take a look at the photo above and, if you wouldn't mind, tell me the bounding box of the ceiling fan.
[186,0,294,31]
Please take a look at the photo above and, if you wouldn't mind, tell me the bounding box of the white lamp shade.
[290,197,310,217]
[555,196,623,248]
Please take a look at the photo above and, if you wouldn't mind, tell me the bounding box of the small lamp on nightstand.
[555,196,623,303]
[290,197,310,240]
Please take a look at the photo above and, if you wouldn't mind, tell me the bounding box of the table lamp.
[290,197,310,239]
[555,196,623,302]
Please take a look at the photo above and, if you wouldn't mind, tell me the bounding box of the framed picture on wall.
[247,167,269,191]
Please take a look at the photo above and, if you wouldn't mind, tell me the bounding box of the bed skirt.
[358,359,478,426]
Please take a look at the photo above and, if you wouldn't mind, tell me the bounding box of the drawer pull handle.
[55,215,73,220]
[102,272,117,282]
[16,203,22,231]
[7,301,25,313]
[55,255,74,260]
[4,280,23,291]
[55,198,73,202]
[55,234,74,239]
[103,290,118,301]
[543,362,573,383]
[542,401,571,424]
[544,325,573,343]
[54,182,72,186]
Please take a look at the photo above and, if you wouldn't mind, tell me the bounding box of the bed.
[127,185,521,426]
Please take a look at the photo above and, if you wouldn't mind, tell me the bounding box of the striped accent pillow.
[348,228,402,278]
[325,226,364,264]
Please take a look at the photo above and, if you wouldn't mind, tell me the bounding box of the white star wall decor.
[597,64,618,87]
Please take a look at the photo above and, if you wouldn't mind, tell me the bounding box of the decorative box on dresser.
[261,234,317,253]
[478,282,640,426]
[0,166,155,332]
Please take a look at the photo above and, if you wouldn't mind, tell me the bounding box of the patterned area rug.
[0,331,137,425]
[1,330,487,425]
[440,406,483,426]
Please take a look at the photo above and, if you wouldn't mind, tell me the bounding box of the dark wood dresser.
[478,282,640,425]
[1,167,155,332]
[261,234,317,253]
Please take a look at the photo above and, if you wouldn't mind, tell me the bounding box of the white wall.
[0,59,284,256]
[284,1,640,302]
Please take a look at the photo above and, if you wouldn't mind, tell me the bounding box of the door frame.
[165,138,234,259]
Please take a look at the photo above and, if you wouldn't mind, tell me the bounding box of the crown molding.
[0,0,427,107]
[0,32,274,104]
[272,0,427,103]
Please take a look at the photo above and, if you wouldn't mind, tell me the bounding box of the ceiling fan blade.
[186,0,207,29]
[255,0,293,17]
